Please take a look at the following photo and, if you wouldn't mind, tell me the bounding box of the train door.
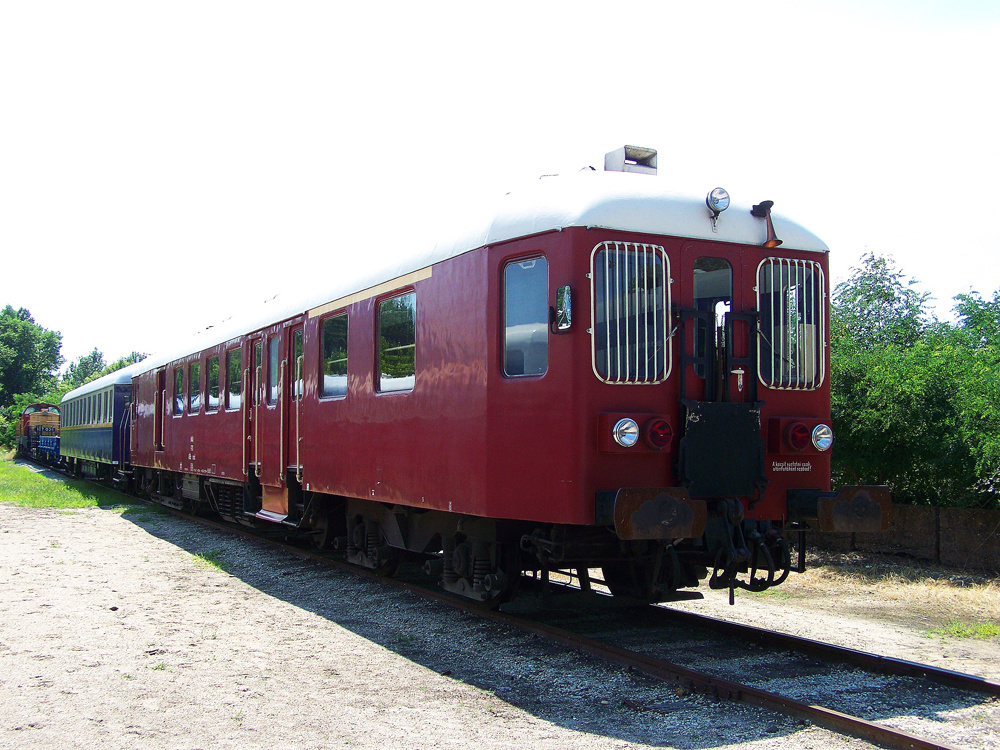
[678,247,753,404]
[677,245,765,499]
[246,336,264,480]
[154,368,166,451]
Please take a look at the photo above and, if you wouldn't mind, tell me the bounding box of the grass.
[192,549,228,572]
[928,621,1000,640]
[0,458,133,510]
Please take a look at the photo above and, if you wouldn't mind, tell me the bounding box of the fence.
[803,503,1000,576]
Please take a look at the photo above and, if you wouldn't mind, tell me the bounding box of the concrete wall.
[804,503,1000,575]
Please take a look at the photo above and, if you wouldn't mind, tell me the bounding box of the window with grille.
[590,241,671,384]
[756,257,826,390]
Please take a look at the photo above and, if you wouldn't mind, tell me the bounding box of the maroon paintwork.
[130,226,830,527]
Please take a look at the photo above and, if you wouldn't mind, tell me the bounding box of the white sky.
[2,1,998,367]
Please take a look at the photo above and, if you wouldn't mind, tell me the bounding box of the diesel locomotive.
[65,146,890,604]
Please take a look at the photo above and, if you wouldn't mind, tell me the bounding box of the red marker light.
[644,418,673,450]
[785,421,810,452]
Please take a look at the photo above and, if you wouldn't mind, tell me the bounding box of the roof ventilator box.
[605,145,657,175]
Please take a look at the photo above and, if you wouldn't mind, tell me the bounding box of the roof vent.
[604,145,657,175]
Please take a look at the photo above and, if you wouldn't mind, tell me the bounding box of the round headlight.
[706,187,730,214]
[613,418,640,448]
[812,424,834,451]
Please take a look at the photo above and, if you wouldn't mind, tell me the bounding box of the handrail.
[278,360,286,483]
[295,354,303,483]
[254,366,262,477]
[241,366,249,476]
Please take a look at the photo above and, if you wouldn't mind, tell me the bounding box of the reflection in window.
[322,314,348,398]
[592,241,670,384]
[207,356,220,411]
[189,362,201,413]
[267,337,279,404]
[379,293,415,392]
[174,368,184,415]
[504,257,548,377]
[757,258,825,390]
[226,349,242,410]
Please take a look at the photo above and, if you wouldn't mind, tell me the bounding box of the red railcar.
[129,147,888,603]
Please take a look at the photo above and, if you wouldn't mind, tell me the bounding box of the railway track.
[21,464,996,750]
[141,500,993,750]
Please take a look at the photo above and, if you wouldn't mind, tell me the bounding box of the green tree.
[0,306,63,410]
[830,255,998,509]
[63,347,107,389]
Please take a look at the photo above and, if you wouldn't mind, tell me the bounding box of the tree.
[830,256,998,509]
[63,347,107,390]
[0,306,62,409]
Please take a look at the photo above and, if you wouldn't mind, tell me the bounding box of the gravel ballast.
[1,501,997,750]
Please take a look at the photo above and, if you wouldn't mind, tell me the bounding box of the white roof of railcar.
[62,360,149,402]
[134,169,829,376]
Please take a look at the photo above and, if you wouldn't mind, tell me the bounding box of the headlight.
[612,418,640,448]
[812,424,834,451]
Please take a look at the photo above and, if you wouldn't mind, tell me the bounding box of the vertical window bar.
[604,244,612,379]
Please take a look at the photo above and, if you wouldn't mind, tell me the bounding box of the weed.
[928,621,1000,640]
[192,549,227,572]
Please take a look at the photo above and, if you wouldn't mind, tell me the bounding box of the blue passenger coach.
[61,362,146,480]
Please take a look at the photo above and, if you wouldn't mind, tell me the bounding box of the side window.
[292,330,303,401]
[321,314,348,399]
[206,356,220,411]
[173,367,184,415]
[378,292,416,393]
[226,349,243,410]
[503,256,548,377]
[189,362,201,413]
[267,336,279,405]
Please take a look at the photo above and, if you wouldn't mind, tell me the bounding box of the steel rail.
[656,605,1000,698]
[130,504,968,750]
[38,478,973,750]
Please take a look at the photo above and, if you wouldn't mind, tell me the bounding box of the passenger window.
[174,368,184,415]
[504,257,548,377]
[207,356,220,411]
[253,342,262,406]
[378,293,415,392]
[189,362,201,413]
[321,314,348,399]
[226,349,242,410]
[267,337,279,405]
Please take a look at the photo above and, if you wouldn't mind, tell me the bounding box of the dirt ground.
[1,498,998,750]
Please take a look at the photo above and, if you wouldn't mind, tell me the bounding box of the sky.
[2,1,998,368]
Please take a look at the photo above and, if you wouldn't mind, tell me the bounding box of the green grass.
[0,459,135,510]
[928,621,1000,640]
[192,549,228,572]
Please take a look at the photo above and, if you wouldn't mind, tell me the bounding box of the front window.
[503,256,548,377]
[591,241,671,384]
[757,257,826,390]
[378,292,415,392]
